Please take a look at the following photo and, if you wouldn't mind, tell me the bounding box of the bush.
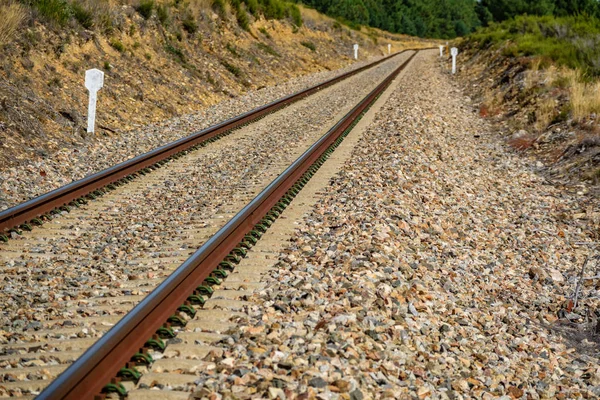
[300,41,315,51]
[109,38,124,52]
[135,0,154,19]
[156,4,169,25]
[467,15,600,76]
[165,43,185,62]
[72,2,93,29]
[182,13,197,33]
[236,5,249,30]
[260,0,284,20]
[286,3,301,27]
[221,59,241,77]
[245,0,258,15]
[32,0,73,26]
[212,0,226,18]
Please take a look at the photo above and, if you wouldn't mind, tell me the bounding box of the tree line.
[298,0,600,38]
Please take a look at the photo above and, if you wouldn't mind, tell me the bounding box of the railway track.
[0,49,419,399]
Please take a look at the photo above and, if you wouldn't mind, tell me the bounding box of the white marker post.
[85,68,104,133]
[353,44,359,60]
[439,45,444,57]
[388,44,391,54]
[451,47,458,74]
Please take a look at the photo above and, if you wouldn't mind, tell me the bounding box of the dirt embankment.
[455,43,600,200]
[0,4,430,169]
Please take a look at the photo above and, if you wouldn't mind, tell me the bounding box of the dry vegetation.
[0,1,26,46]
[459,37,600,188]
[0,0,432,169]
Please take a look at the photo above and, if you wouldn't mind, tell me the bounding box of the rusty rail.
[37,49,418,400]
[0,49,412,236]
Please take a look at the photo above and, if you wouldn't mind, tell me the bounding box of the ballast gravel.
[187,51,600,399]
[0,55,382,212]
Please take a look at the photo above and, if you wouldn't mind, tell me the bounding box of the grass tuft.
[300,41,315,51]
[135,0,154,19]
[257,42,279,57]
[109,37,125,52]
[221,59,241,77]
[182,12,197,33]
[0,1,26,46]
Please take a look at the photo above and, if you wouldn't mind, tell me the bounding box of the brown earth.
[456,43,600,202]
[0,4,431,169]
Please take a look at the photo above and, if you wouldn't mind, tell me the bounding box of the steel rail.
[0,49,413,235]
[37,49,418,400]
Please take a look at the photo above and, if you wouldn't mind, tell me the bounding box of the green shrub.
[135,0,154,19]
[156,4,169,25]
[32,0,72,26]
[467,15,600,76]
[212,0,226,18]
[286,3,301,27]
[245,0,258,15]
[71,2,93,29]
[260,0,284,20]
[103,60,112,70]
[300,41,315,51]
[109,38,125,52]
[226,42,239,56]
[166,43,185,62]
[236,5,250,30]
[257,42,279,56]
[182,13,197,33]
[258,26,271,38]
[221,59,241,77]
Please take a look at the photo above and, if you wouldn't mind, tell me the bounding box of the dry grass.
[565,69,600,121]
[534,97,556,132]
[0,0,26,46]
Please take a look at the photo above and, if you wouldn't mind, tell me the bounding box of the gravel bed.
[0,53,408,346]
[188,51,600,399]
[0,55,388,212]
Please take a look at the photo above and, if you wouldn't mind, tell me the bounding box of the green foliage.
[226,42,239,56]
[212,0,226,17]
[258,26,271,38]
[135,0,154,19]
[30,0,72,26]
[221,59,241,76]
[109,38,124,52]
[103,60,112,70]
[286,3,301,26]
[236,5,250,30]
[260,0,285,19]
[257,42,280,56]
[467,15,600,76]
[300,40,315,51]
[246,0,259,15]
[156,4,169,25]
[298,0,600,38]
[165,43,185,62]
[182,13,197,33]
[71,2,93,29]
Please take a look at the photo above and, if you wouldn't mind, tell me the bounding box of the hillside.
[456,15,600,196]
[0,0,429,170]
